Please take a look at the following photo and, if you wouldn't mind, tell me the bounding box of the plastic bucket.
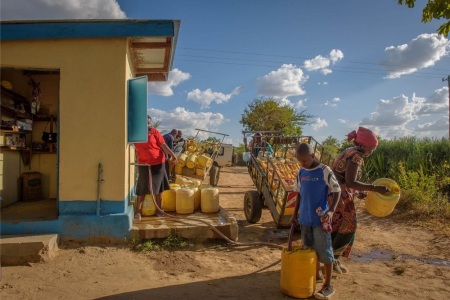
[280,247,317,298]
[242,152,251,163]
[177,153,188,167]
[176,188,195,214]
[201,187,219,213]
[365,178,401,217]
[141,195,156,216]
[280,223,317,299]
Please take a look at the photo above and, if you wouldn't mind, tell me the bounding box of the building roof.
[0,20,180,81]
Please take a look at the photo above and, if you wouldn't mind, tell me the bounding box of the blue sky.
[2,0,449,145]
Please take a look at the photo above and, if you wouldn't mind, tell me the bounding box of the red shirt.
[134,128,166,165]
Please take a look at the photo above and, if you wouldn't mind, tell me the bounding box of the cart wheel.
[244,191,262,223]
[210,165,220,186]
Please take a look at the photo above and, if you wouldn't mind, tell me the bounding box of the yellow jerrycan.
[162,184,180,212]
[186,185,201,211]
[280,224,317,299]
[366,178,401,217]
[201,187,220,213]
[141,194,157,216]
[176,187,195,214]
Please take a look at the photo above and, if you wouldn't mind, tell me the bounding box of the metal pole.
[445,75,450,139]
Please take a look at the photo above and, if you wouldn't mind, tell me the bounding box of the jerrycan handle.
[287,222,296,251]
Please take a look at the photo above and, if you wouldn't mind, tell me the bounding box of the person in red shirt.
[134,116,177,221]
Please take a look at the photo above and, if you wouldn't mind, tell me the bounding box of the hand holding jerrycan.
[280,223,317,298]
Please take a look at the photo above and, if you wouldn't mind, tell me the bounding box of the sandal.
[134,213,142,222]
[333,260,342,274]
[333,260,348,274]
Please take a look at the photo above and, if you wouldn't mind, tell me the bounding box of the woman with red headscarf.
[328,127,389,274]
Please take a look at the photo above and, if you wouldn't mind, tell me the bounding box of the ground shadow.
[96,265,313,300]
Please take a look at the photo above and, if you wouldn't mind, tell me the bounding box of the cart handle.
[194,128,229,137]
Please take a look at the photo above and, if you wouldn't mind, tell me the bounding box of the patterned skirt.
[328,185,357,258]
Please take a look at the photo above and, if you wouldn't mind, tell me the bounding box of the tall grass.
[360,137,450,219]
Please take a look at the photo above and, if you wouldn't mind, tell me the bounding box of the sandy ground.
[1,166,449,300]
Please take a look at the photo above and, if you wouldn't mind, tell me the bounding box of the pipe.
[97,163,103,216]
[142,163,283,249]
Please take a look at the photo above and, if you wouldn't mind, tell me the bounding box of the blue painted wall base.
[1,200,134,241]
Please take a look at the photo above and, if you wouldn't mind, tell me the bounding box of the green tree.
[322,135,341,157]
[240,98,314,135]
[398,0,450,37]
[201,136,221,143]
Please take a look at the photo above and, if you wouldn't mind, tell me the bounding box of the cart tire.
[244,191,262,223]
[209,165,220,186]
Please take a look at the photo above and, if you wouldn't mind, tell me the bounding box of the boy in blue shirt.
[292,143,341,299]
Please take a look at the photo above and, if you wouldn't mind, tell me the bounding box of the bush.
[361,137,450,220]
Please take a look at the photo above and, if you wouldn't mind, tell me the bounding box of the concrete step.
[0,234,59,266]
[131,207,238,241]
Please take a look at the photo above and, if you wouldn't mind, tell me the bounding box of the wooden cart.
[242,131,335,228]
[174,128,229,186]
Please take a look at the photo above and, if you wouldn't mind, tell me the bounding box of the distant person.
[174,130,185,152]
[292,142,341,300]
[134,116,177,221]
[249,132,273,157]
[175,130,183,143]
[163,129,178,180]
[329,127,389,274]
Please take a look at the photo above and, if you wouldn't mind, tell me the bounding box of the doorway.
[1,68,59,221]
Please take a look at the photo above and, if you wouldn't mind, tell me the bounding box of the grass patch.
[132,235,191,252]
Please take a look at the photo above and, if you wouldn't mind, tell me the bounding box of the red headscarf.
[347,127,378,147]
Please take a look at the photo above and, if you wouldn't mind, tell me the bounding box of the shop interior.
[1,68,59,221]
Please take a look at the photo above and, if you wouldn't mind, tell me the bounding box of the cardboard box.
[22,172,42,201]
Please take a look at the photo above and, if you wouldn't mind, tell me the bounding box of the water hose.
[141,163,284,249]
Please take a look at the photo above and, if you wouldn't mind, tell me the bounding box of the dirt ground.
[1,166,449,300]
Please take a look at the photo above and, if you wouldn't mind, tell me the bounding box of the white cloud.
[338,119,347,124]
[324,97,341,107]
[278,98,306,110]
[149,107,227,139]
[329,49,344,63]
[0,0,126,20]
[361,94,424,127]
[317,81,329,86]
[416,116,449,132]
[303,55,330,71]
[382,33,450,79]
[187,86,242,109]
[303,49,344,75]
[312,118,328,131]
[417,86,449,115]
[256,64,308,100]
[147,69,191,96]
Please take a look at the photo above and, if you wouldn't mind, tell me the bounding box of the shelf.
[1,129,32,134]
[32,150,57,154]
[1,86,28,102]
[0,146,30,152]
[1,105,33,119]
[34,116,58,122]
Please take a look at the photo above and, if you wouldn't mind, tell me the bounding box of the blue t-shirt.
[163,133,175,159]
[296,163,341,227]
